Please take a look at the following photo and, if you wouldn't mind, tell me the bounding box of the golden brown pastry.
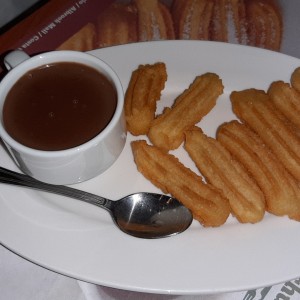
[231,89,300,181]
[171,0,283,50]
[124,62,167,136]
[134,0,175,41]
[245,0,283,51]
[217,120,300,221]
[268,81,300,129]
[185,127,265,223]
[148,72,223,151]
[131,140,230,227]
[172,0,214,40]
[96,3,138,48]
[210,0,248,44]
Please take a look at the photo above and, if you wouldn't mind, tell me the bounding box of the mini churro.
[185,127,265,223]
[131,140,230,227]
[134,0,175,41]
[231,89,300,181]
[148,72,223,151]
[172,0,214,40]
[217,120,300,221]
[125,62,167,136]
[245,0,283,51]
[268,81,300,129]
[96,3,138,48]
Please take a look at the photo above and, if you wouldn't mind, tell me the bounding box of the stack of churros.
[96,0,174,48]
[56,0,283,53]
[171,0,282,51]
[125,56,300,228]
[126,65,230,226]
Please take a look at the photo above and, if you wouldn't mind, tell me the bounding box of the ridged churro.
[228,0,248,44]
[171,0,283,50]
[268,81,300,129]
[131,140,230,227]
[148,72,223,151]
[124,62,167,136]
[211,0,248,44]
[96,3,138,48]
[185,127,265,223]
[231,89,300,181]
[134,0,175,41]
[172,0,214,40]
[217,120,300,221]
[245,0,282,51]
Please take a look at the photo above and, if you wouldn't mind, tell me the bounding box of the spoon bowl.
[0,167,193,238]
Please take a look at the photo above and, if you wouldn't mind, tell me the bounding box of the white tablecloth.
[1,245,300,300]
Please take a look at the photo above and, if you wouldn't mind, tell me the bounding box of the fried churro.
[231,89,300,181]
[148,73,223,151]
[172,0,214,40]
[268,81,300,129]
[131,140,230,227]
[124,62,167,136]
[245,0,282,51]
[211,0,248,44]
[134,0,175,41]
[185,127,265,223]
[217,121,300,221]
[96,3,138,48]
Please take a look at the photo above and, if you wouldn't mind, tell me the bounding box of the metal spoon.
[0,166,193,239]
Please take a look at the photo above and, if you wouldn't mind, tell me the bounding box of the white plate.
[1,41,300,295]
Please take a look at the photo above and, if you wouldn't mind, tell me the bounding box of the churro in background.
[55,0,283,52]
[96,3,138,48]
[134,0,175,41]
[171,0,214,40]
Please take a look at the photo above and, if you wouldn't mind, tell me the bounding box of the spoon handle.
[0,166,112,210]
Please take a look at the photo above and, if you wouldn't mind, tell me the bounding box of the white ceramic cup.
[0,50,126,185]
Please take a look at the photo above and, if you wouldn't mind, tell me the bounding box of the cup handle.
[4,50,30,70]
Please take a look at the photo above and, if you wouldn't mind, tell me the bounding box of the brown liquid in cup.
[3,62,117,151]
